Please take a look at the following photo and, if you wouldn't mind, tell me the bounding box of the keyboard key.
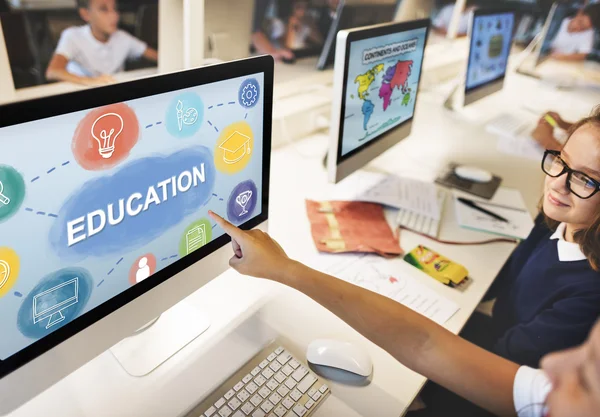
[204,406,217,416]
[275,347,284,355]
[219,406,233,417]
[246,382,258,394]
[258,386,271,399]
[241,402,254,415]
[293,405,307,416]
[274,405,287,417]
[274,371,286,384]
[296,374,317,394]
[252,410,266,417]
[319,385,328,394]
[311,392,322,402]
[234,382,245,392]
[228,398,241,411]
[232,412,244,417]
[266,379,279,391]
[242,374,253,384]
[282,397,295,410]
[237,389,250,403]
[276,352,291,365]
[305,399,314,409]
[250,394,263,407]
[268,393,282,405]
[307,389,317,398]
[251,367,261,376]
[215,398,226,409]
[291,367,308,382]
[281,365,294,376]
[288,360,300,370]
[289,389,302,402]
[225,390,236,400]
[261,369,275,380]
[254,375,267,387]
[284,378,296,390]
[267,353,278,362]
[260,400,274,413]
[277,386,290,398]
[259,360,269,369]
[269,362,282,372]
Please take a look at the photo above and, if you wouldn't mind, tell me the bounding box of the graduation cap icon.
[219,131,252,164]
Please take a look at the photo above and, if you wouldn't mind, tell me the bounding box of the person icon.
[135,257,151,283]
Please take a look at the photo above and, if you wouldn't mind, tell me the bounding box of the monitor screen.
[339,25,427,158]
[0,72,266,364]
[465,11,515,93]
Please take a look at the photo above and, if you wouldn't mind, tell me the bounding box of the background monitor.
[0,55,273,414]
[327,19,430,183]
[464,8,515,106]
[317,0,400,70]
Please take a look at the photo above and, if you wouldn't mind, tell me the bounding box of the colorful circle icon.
[0,165,25,224]
[0,247,20,298]
[227,180,258,225]
[72,103,140,171]
[179,218,213,258]
[238,78,260,109]
[165,92,204,138]
[214,121,254,174]
[129,253,157,286]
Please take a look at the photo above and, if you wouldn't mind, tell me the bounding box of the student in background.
[532,111,574,151]
[432,0,478,36]
[207,208,600,417]
[551,4,600,61]
[284,0,323,51]
[46,0,158,86]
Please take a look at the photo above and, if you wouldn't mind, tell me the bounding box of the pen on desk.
[457,197,509,223]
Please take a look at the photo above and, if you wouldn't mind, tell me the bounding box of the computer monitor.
[317,0,400,70]
[327,19,430,183]
[463,8,515,106]
[0,55,273,414]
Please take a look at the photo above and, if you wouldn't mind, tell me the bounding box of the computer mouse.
[454,165,493,183]
[306,339,373,377]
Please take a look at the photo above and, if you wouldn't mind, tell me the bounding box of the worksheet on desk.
[312,254,459,325]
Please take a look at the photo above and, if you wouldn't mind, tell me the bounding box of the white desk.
[6,69,599,417]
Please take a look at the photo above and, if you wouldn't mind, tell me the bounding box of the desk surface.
[6,67,600,417]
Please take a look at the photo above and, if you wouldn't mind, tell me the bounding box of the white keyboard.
[485,113,534,139]
[186,342,330,417]
[396,190,446,238]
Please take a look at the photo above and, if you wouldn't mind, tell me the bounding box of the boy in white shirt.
[551,5,600,61]
[46,0,158,86]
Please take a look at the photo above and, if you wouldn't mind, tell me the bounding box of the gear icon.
[241,84,259,107]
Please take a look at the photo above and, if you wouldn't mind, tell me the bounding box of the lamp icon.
[236,190,253,216]
[91,113,124,159]
[0,180,10,206]
[0,260,10,290]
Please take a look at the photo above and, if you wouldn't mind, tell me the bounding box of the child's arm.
[550,51,589,62]
[46,54,115,86]
[143,47,158,63]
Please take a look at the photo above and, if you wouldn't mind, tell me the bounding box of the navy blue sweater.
[486,216,600,368]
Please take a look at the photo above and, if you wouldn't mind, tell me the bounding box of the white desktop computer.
[444,7,516,109]
[0,56,274,414]
[327,19,430,183]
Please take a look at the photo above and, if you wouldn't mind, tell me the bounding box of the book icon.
[186,224,207,254]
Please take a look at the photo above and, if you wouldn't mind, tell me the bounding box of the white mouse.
[454,165,493,183]
[306,339,373,377]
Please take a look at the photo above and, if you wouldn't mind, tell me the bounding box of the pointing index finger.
[209,211,244,240]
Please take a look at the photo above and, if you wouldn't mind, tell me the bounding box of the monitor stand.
[109,301,210,377]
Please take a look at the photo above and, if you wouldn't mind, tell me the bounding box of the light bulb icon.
[0,180,10,206]
[91,113,124,159]
[0,260,10,290]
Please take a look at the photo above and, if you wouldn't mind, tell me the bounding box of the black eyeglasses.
[541,150,600,199]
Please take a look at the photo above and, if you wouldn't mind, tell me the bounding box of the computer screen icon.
[32,278,79,330]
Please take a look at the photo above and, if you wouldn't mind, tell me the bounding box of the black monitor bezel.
[464,8,516,96]
[0,55,274,379]
[335,18,431,166]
